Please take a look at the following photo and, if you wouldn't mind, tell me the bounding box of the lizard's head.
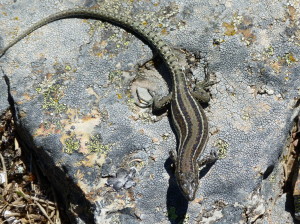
[176,171,199,201]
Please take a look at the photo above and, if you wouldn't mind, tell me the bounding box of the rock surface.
[0,0,299,223]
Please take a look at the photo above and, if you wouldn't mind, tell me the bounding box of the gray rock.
[0,73,9,115]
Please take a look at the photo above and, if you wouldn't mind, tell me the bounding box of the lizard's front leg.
[191,63,216,103]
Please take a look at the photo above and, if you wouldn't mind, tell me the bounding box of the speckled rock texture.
[0,0,299,223]
[0,72,9,115]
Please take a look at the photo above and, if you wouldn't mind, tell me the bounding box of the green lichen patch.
[108,70,128,90]
[65,64,72,71]
[42,84,67,114]
[279,52,297,66]
[90,21,133,58]
[263,46,275,58]
[262,46,298,73]
[214,139,229,159]
[63,134,81,154]
[87,134,111,154]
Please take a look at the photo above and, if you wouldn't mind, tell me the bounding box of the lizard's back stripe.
[172,84,208,174]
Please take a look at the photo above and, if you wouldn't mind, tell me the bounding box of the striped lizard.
[0,7,216,201]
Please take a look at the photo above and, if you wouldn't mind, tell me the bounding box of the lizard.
[0,7,216,201]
